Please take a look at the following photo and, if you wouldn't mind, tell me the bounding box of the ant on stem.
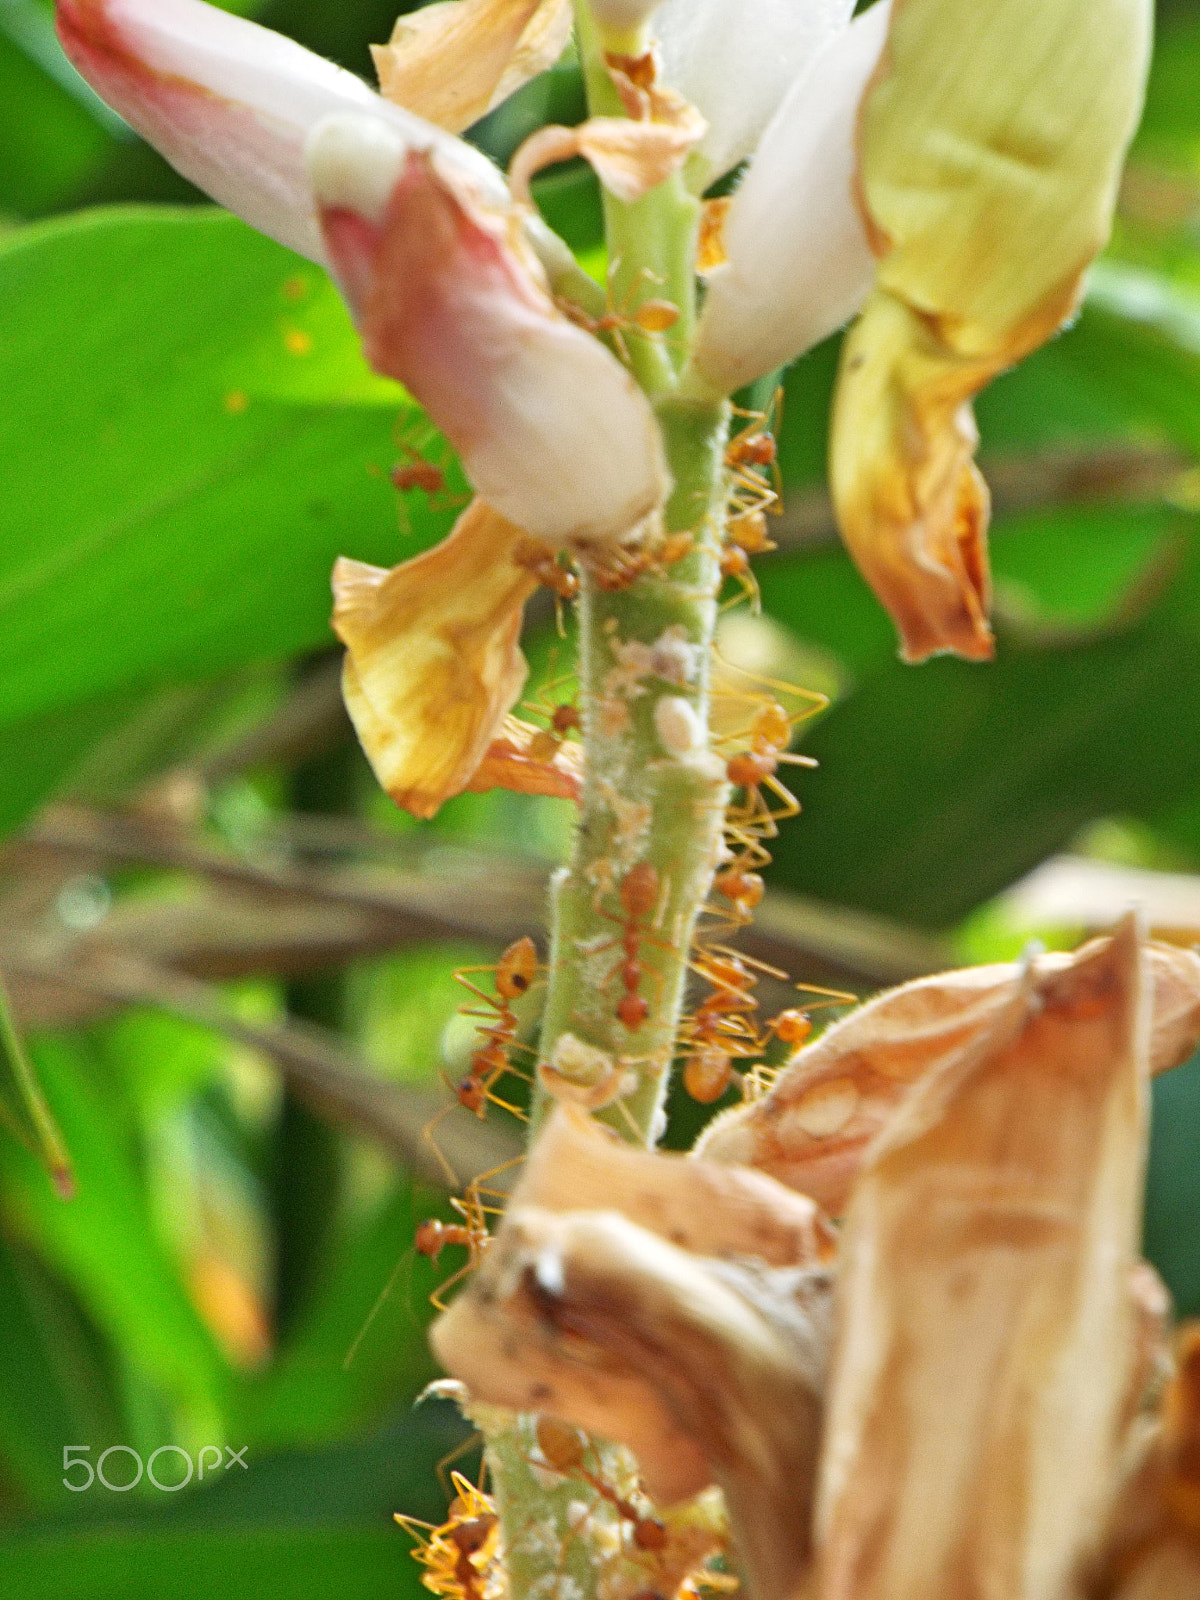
[421,938,539,1182]
[596,862,670,1032]
[534,1417,668,1553]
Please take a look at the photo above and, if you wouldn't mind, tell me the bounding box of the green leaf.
[0,207,453,767]
[0,32,114,214]
[234,1179,444,1451]
[0,1235,126,1510]
[0,1525,423,1600]
[768,530,1200,927]
[0,1032,234,1442]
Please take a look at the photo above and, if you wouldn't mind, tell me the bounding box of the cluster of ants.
[411,692,849,1312]
[402,390,854,1309]
[382,392,849,1600]
[396,1419,724,1600]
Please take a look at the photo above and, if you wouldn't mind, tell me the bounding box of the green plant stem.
[469,3,739,1586]
[533,396,731,1142]
[474,18,735,1592]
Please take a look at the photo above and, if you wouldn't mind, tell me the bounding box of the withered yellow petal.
[814,916,1151,1600]
[831,0,1152,661]
[331,499,537,820]
[371,0,571,134]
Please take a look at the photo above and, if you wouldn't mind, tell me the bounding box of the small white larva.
[654,694,704,758]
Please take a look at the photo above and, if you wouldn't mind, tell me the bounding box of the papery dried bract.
[509,109,705,205]
[830,0,1152,661]
[54,0,504,265]
[814,917,1150,1600]
[372,0,571,135]
[331,500,536,821]
[311,127,669,549]
[1090,1323,1200,1599]
[697,935,1200,1216]
[432,1106,836,1577]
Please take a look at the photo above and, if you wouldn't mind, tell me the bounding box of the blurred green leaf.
[769,530,1200,927]
[235,1179,443,1451]
[0,1236,126,1509]
[0,1523,423,1600]
[0,208,455,816]
[0,32,113,214]
[1145,1049,1200,1318]
[0,1033,234,1442]
[1132,10,1200,172]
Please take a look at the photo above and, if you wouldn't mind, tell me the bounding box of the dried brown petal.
[1110,1545,1200,1599]
[465,714,583,802]
[519,1103,838,1267]
[332,499,536,820]
[813,916,1150,1600]
[434,1205,834,1600]
[698,934,1200,1215]
[509,109,705,205]
[1088,1323,1200,1598]
[371,0,571,134]
[432,1106,837,1580]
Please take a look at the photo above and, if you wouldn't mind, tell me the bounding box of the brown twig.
[1,947,518,1187]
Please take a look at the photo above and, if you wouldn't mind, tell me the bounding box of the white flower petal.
[55,0,505,264]
[655,0,855,183]
[691,0,892,394]
[310,115,670,548]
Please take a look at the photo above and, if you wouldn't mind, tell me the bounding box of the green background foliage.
[1,0,1199,1594]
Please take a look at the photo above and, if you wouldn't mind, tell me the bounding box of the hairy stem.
[475,13,734,1597]
[534,397,731,1143]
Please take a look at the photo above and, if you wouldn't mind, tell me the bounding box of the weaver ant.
[559,264,681,367]
[722,699,820,848]
[414,1188,495,1312]
[421,938,539,1181]
[589,530,695,593]
[679,947,787,1102]
[512,538,580,632]
[395,1470,500,1600]
[534,1417,668,1553]
[521,671,583,764]
[597,862,669,1032]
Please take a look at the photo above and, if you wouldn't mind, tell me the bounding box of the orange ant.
[453,935,538,1109]
[589,530,695,593]
[559,264,681,367]
[679,947,787,1102]
[597,862,668,1032]
[534,1417,668,1553]
[414,1190,493,1312]
[391,445,447,497]
[422,938,539,1181]
[723,699,819,842]
[512,539,581,632]
[396,1470,500,1600]
[521,670,584,763]
[527,700,583,765]
[725,387,783,490]
[718,507,779,611]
